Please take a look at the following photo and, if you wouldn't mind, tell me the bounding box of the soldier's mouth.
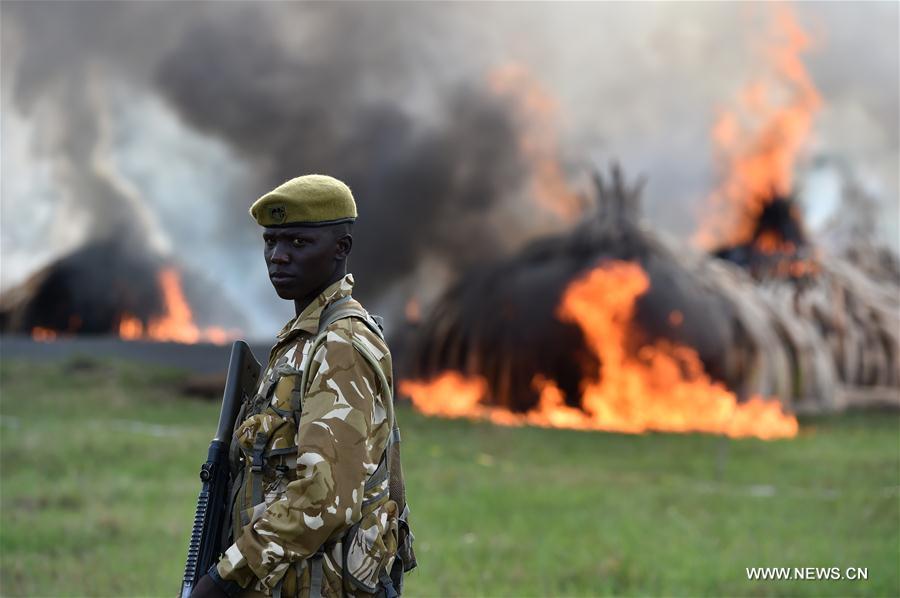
[270,272,296,283]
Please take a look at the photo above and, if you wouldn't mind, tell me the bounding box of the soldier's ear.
[335,233,353,260]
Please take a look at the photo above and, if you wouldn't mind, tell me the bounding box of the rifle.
[180,341,261,598]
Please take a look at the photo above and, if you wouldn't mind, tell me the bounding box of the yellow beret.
[249,174,357,227]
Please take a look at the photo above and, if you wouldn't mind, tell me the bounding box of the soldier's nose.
[270,250,290,264]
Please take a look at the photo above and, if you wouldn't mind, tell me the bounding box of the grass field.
[1,358,898,597]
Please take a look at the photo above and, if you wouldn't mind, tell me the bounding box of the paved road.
[1,336,272,374]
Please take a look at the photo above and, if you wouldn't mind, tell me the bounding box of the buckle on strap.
[250,431,267,473]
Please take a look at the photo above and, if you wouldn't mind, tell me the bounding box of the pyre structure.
[409,166,900,415]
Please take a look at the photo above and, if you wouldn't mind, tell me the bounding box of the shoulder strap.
[317,296,386,341]
[298,296,398,492]
[298,296,387,400]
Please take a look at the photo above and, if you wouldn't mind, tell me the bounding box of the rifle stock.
[180,341,261,598]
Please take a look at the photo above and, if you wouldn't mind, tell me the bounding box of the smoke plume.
[2,1,896,338]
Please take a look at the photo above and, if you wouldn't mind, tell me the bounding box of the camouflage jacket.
[216,274,397,597]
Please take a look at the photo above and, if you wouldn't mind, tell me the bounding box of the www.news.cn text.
[746,567,868,581]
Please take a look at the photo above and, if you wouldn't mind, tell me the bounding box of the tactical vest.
[226,297,417,597]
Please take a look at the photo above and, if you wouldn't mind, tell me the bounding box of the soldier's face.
[263,225,351,301]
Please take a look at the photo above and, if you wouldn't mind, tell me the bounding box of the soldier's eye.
[292,238,306,248]
[264,238,275,248]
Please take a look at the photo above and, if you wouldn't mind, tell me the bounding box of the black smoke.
[2,2,536,332]
[155,8,529,300]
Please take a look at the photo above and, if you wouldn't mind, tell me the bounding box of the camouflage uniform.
[216,274,398,597]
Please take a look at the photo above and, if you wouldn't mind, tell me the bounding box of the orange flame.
[696,5,821,248]
[488,63,583,222]
[118,314,144,340]
[147,268,202,343]
[31,327,57,342]
[117,268,239,345]
[401,261,798,439]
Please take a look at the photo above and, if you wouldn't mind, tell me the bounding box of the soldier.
[192,174,412,598]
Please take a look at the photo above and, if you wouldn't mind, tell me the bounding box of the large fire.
[696,4,821,249]
[116,268,237,345]
[401,261,798,439]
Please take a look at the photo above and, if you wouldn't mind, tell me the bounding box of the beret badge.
[269,205,286,224]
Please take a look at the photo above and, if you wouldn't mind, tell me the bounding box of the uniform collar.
[277,273,355,339]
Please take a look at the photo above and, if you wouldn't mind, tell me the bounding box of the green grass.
[1,358,897,597]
